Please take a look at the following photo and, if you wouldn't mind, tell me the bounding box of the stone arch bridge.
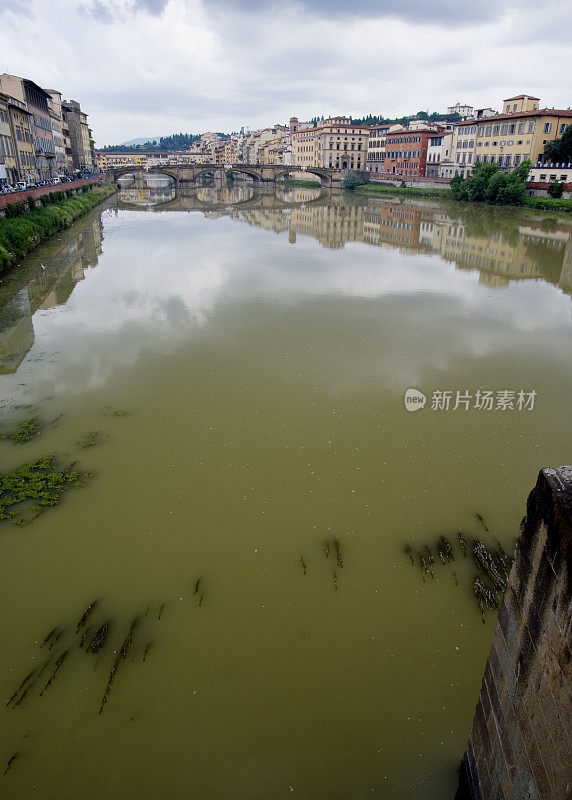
[106,163,346,188]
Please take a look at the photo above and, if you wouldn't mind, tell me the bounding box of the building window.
[544,122,552,133]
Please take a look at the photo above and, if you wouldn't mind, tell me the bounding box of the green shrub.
[342,171,366,190]
[4,202,24,219]
[27,196,36,212]
[548,181,564,198]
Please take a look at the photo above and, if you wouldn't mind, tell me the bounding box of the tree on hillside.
[543,125,572,163]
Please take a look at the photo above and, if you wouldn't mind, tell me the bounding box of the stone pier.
[457,466,572,800]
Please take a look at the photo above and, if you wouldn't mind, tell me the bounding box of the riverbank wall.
[0,185,117,273]
[0,177,103,214]
[457,466,572,800]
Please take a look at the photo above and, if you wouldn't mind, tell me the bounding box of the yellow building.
[0,93,18,184]
[95,152,149,170]
[291,116,370,170]
[452,95,572,174]
[0,93,35,183]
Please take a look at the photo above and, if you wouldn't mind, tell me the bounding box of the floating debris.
[41,627,60,648]
[198,595,204,607]
[40,649,69,696]
[193,579,201,596]
[324,542,330,558]
[76,600,99,633]
[76,431,106,449]
[46,629,64,653]
[101,408,129,417]
[2,753,18,776]
[424,545,434,568]
[472,540,506,592]
[473,575,499,622]
[495,541,513,582]
[334,538,344,569]
[436,536,454,564]
[49,413,64,426]
[143,642,152,663]
[99,618,138,714]
[86,621,111,654]
[79,626,92,649]
[333,571,338,591]
[1,418,42,443]
[452,571,459,586]
[458,532,468,556]
[300,556,307,575]
[405,543,414,565]
[475,512,489,533]
[158,603,165,620]
[6,669,36,708]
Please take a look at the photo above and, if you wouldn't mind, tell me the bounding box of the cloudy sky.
[1,0,571,145]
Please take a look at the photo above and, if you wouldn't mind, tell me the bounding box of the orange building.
[383,127,442,178]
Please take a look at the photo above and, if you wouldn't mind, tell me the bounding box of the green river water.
[0,181,571,799]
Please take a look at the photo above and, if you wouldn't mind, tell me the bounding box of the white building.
[426,132,453,177]
[447,102,474,119]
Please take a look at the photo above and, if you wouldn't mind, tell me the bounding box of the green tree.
[450,174,468,200]
[548,181,564,198]
[543,125,572,163]
[466,162,500,202]
[341,171,365,190]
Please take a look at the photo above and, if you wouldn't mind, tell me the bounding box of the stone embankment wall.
[457,466,571,800]
[0,178,102,213]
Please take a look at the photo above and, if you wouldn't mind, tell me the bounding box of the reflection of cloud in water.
[2,207,571,402]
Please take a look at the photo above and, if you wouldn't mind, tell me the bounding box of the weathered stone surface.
[456,467,572,800]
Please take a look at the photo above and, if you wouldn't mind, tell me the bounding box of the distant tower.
[289,117,299,134]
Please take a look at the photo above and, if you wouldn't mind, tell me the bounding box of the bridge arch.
[114,167,180,183]
[273,166,331,187]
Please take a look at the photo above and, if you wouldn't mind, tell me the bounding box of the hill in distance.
[121,136,163,146]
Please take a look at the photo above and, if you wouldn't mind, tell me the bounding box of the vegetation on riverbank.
[356,183,451,198]
[0,185,116,273]
[357,177,572,211]
[523,196,572,212]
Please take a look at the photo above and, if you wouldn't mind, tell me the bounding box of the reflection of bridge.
[106,163,346,188]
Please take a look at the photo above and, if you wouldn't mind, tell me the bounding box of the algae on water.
[0,456,92,525]
[1,418,42,443]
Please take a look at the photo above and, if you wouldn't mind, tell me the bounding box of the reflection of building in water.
[119,185,176,206]
[0,288,34,374]
[225,193,572,295]
[363,203,422,250]
[0,216,103,372]
[232,209,290,235]
[287,204,364,249]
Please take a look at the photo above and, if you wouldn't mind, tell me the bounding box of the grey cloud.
[79,0,169,23]
[133,0,170,14]
[0,0,33,17]
[208,0,505,25]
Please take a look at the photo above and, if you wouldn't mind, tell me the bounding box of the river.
[0,180,571,799]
